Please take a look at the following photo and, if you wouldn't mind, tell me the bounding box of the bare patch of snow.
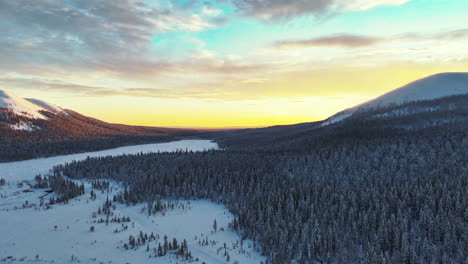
[8,122,39,131]
[321,111,353,126]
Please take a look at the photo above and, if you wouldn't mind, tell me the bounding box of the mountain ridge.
[323,72,468,126]
[0,90,56,120]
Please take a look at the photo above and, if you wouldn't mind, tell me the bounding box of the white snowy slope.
[323,72,468,126]
[0,90,50,119]
[0,140,265,264]
[0,89,66,120]
[25,98,66,114]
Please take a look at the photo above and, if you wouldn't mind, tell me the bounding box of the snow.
[8,122,39,131]
[321,111,352,126]
[0,90,49,119]
[323,72,468,125]
[25,98,66,115]
[0,140,265,263]
[359,72,468,108]
[0,189,263,264]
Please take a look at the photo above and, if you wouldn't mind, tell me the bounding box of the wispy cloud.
[399,28,468,41]
[273,34,382,49]
[272,29,468,49]
[0,77,217,99]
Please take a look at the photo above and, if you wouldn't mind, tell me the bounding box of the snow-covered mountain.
[0,89,191,134]
[323,72,468,126]
[0,90,64,120]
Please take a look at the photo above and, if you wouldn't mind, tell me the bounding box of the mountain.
[0,90,206,161]
[0,90,62,121]
[212,72,468,149]
[323,72,468,126]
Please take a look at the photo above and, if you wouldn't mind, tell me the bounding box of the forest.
[53,119,468,263]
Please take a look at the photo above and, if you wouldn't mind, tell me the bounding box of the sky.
[1,0,467,128]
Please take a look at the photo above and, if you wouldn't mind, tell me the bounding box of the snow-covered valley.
[0,140,265,264]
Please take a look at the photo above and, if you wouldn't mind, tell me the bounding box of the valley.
[1,73,467,263]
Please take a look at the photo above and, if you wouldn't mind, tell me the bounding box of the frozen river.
[0,140,219,182]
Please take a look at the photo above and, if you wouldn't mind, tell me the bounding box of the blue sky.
[152,0,468,57]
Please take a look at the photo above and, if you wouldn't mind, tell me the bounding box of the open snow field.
[0,140,265,264]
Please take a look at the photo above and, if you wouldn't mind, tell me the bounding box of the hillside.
[0,90,57,120]
[0,90,207,161]
[212,73,468,149]
[323,72,468,126]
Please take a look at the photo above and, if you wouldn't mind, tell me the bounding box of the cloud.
[228,0,412,20]
[0,44,269,97]
[400,28,468,41]
[241,78,269,83]
[0,0,235,81]
[272,29,468,49]
[0,77,254,101]
[338,0,412,11]
[3,59,468,103]
[273,34,382,48]
[202,2,223,16]
[0,0,216,60]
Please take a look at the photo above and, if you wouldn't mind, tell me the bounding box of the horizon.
[1,0,468,128]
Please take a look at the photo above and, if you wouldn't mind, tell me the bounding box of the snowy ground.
[0,140,265,264]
